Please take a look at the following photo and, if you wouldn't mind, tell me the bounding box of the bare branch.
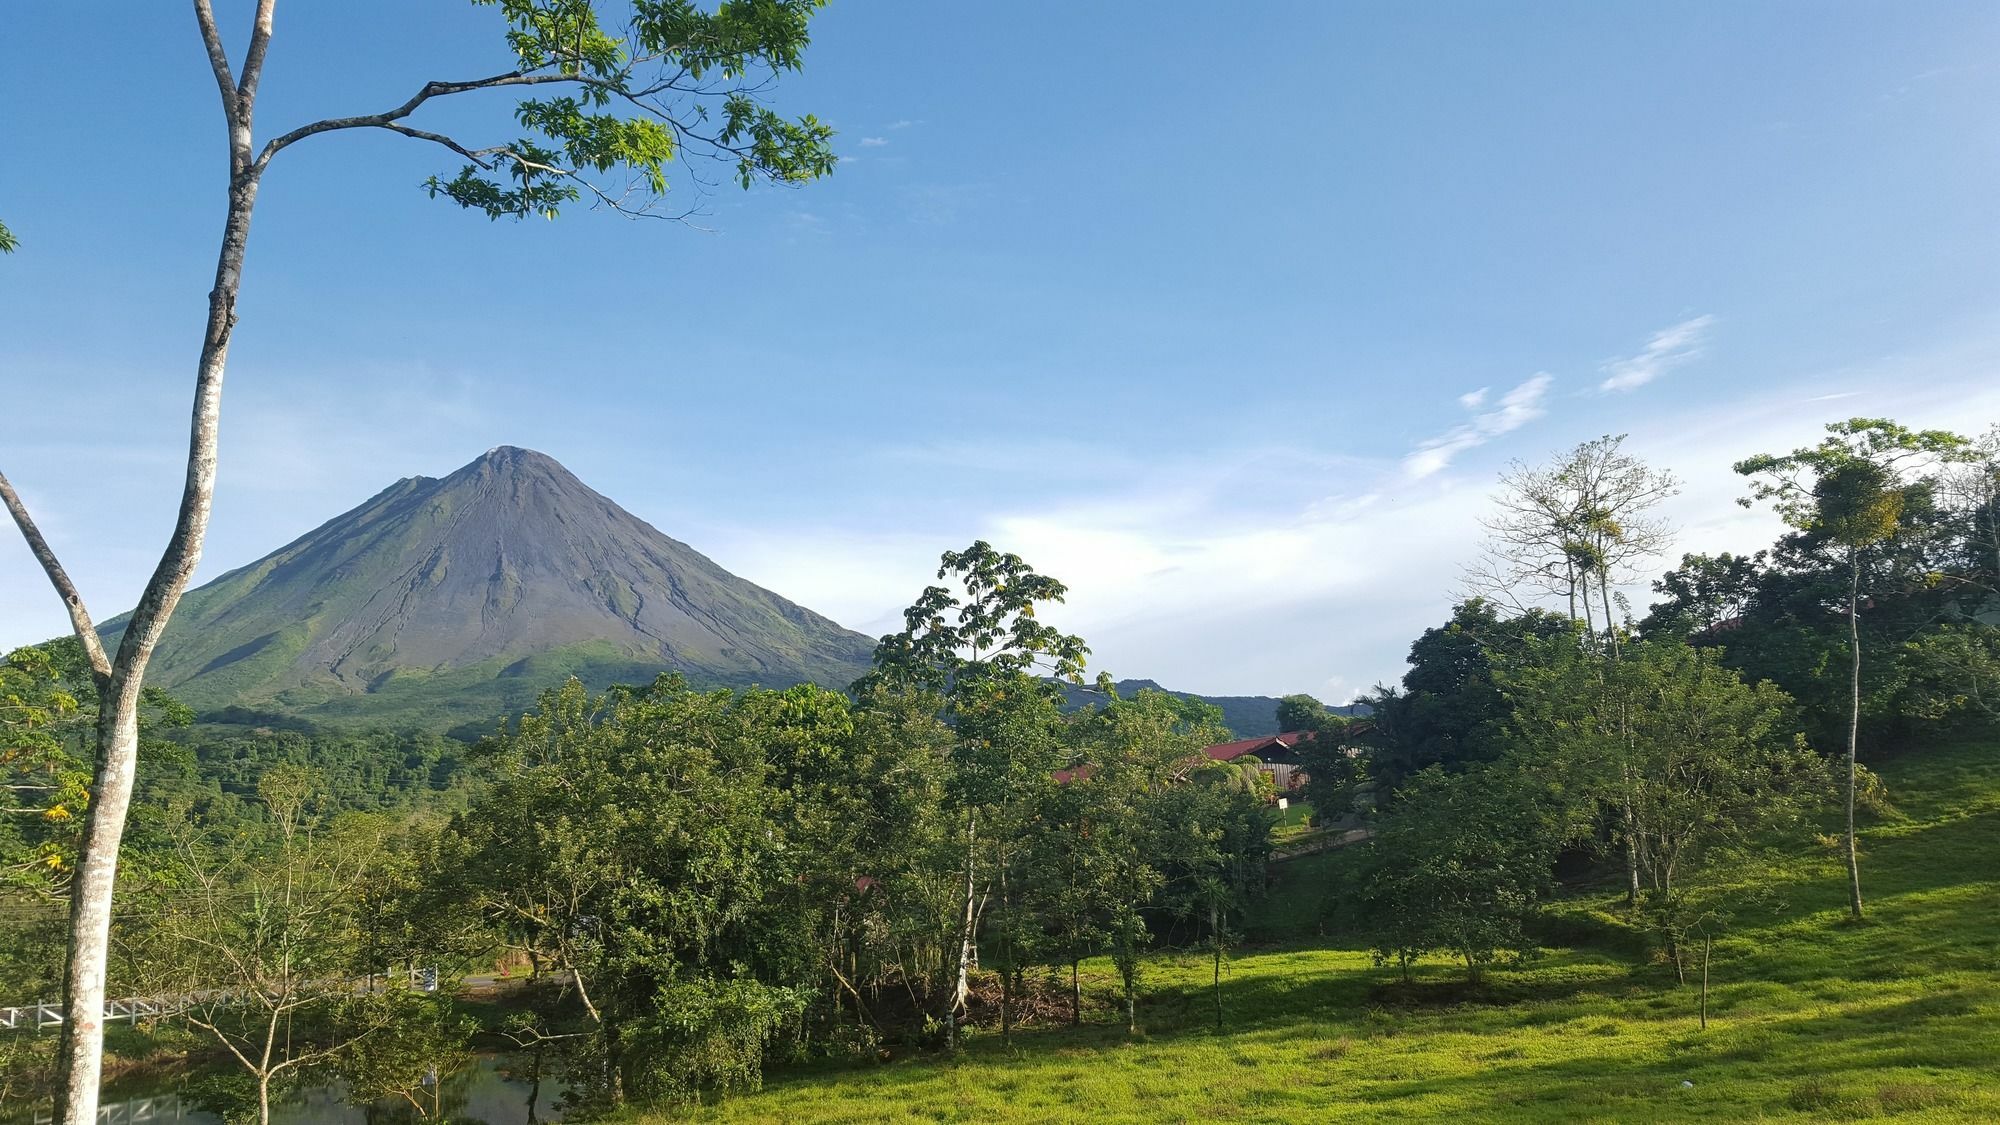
[0,470,112,684]
[236,0,278,112]
[190,0,240,120]
[255,70,604,169]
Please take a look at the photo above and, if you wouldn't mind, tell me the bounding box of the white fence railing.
[32,1093,185,1125]
[2,970,435,1036]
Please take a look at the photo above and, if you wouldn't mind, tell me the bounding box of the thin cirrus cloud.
[858,136,890,147]
[1403,374,1555,479]
[1598,314,1716,393]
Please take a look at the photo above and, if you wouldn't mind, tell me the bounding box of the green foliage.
[332,993,478,1118]
[1360,600,1573,797]
[627,978,808,1104]
[449,675,821,1108]
[0,218,16,253]
[435,0,836,219]
[1343,765,1560,983]
[0,644,89,893]
[1039,690,1245,1027]
[1504,637,1832,968]
[0,640,188,900]
[1735,417,1968,539]
[859,539,1091,701]
[1639,551,1764,637]
[1275,693,1326,732]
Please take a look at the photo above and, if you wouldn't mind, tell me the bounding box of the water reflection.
[21,1057,562,1125]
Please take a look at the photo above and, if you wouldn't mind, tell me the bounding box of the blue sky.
[3,1,1998,700]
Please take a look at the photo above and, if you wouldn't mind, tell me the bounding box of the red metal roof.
[1203,730,1312,763]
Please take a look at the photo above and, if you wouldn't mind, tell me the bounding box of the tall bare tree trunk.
[1598,571,1641,908]
[1209,898,1223,1033]
[1698,935,1712,1030]
[997,859,1012,1046]
[1070,955,1080,1026]
[946,811,976,1049]
[53,14,266,1115]
[1846,549,1865,921]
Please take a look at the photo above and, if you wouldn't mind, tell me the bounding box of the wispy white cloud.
[1807,390,1861,402]
[705,357,2000,699]
[887,119,917,130]
[1457,386,1489,410]
[1598,314,1715,393]
[859,136,890,148]
[1404,374,1554,479]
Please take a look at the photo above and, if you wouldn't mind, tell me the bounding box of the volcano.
[112,446,876,728]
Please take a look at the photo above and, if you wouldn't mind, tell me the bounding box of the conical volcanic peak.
[115,448,876,728]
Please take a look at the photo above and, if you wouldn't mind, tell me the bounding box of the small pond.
[14,1057,562,1125]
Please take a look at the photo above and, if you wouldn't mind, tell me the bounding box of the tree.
[1910,428,2000,720]
[0,220,15,254]
[1940,425,2000,591]
[1275,698,1366,826]
[0,646,89,896]
[1466,434,1680,637]
[1046,690,1233,1032]
[0,5,835,1117]
[1506,638,1828,974]
[140,768,422,1125]
[450,676,813,1110]
[1464,435,1681,906]
[0,642,189,903]
[1737,418,1968,920]
[1360,600,1572,797]
[335,994,478,1120]
[1344,765,1557,985]
[1275,693,1327,733]
[858,541,1091,1049]
[1639,552,1766,638]
[1146,754,1273,1030]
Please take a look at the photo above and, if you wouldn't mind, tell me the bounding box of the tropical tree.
[1344,765,1558,985]
[1639,552,1766,638]
[1275,693,1327,733]
[0,5,835,1116]
[1360,600,1572,797]
[858,541,1091,1048]
[1506,638,1828,973]
[1042,690,1233,1032]
[0,646,89,896]
[335,994,479,1121]
[450,676,813,1110]
[1737,417,1968,920]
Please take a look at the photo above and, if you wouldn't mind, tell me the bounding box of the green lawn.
[661,739,2000,1123]
[1272,800,1315,839]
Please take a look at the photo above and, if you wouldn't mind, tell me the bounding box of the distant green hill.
[1059,678,1369,738]
[101,447,876,731]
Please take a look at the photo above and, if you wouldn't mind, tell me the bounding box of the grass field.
[660,738,2000,1122]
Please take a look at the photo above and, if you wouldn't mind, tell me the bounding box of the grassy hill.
[655,737,2000,1122]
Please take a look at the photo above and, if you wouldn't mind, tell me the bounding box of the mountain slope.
[110,447,876,727]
